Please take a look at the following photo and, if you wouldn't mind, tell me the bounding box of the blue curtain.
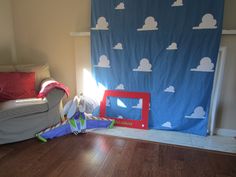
[91,0,224,136]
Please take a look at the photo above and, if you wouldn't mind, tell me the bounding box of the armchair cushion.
[0,98,48,121]
[0,72,36,102]
[0,65,15,72]
[15,64,51,91]
[0,63,51,91]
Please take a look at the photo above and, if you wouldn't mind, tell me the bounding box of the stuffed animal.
[36,95,115,142]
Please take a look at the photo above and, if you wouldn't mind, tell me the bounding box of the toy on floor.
[36,95,115,142]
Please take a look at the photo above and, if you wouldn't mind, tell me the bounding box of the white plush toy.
[63,94,99,118]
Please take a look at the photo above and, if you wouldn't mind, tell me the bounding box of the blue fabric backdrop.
[91,0,224,136]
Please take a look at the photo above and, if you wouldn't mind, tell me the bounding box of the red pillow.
[0,72,36,102]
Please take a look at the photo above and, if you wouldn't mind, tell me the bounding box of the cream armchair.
[0,64,66,144]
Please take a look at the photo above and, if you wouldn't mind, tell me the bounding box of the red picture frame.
[100,90,150,130]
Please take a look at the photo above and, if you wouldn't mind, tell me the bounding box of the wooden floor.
[0,133,235,177]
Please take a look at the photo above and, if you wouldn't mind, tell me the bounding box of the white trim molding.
[222,30,236,35]
[70,32,90,37]
[208,47,227,136]
[215,128,236,137]
[70,30,236,37]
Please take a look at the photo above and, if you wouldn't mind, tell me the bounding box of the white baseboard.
[215,128,236,137]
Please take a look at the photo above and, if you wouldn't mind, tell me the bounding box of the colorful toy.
[36,95,115,142]
[100,90,150,129]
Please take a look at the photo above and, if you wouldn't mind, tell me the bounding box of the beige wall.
[0,0,15,64]
[10,0,236,130]
[223,0,236,29]
[11,0,91,98]
[216,0,236,130]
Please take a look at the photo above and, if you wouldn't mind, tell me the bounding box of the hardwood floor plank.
[0,139,59,177]
[0,133,235,177]
[49,135,116,177]
[36,134,101,177]
[0,146,14,160]
[95,146,124,177]
[111,141,137,177]
[78,137,123,177]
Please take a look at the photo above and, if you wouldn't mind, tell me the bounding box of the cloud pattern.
[133,58,152,72]
[117,99,127,108]
[191,57,214,72]
[193,14,217,29]
[162,121,172,128]
[117,115,124,119]
[172,0,183,7]
[94,55,111,68]
[164,86,175,93]
[115,2,125,10]
[106,99,110,106]
[113,43,123,50]
[166,42,178,50]
[137,16,158,31]
[91,17,109,30]
[132,99,142,109]
[132,99,151,110]
[185,106,206,119]
[116,84,125,90]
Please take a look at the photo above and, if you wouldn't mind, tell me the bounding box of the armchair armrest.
[46,88,65,109]
[39,78,66,109]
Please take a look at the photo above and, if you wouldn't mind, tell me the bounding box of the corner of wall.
[9,0,17,64]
